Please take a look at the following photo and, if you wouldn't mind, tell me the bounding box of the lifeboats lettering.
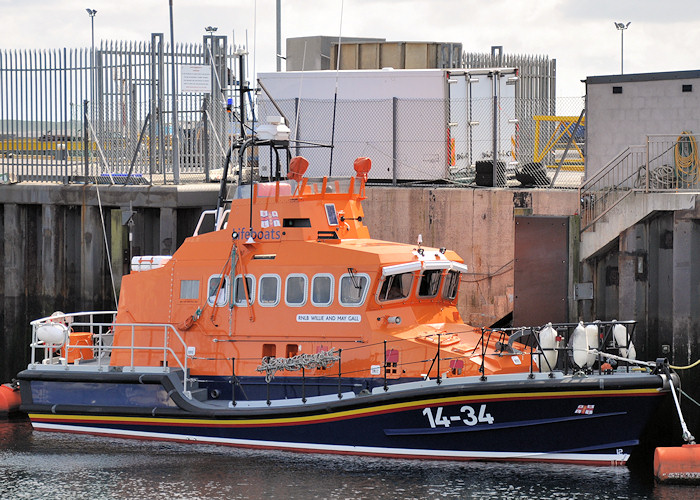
[234,227,282,241]
[296,314,362,323]
[422,405,494,428]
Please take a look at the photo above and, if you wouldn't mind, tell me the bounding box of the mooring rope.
[670,359,700,370]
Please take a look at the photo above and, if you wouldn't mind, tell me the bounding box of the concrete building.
[585,70,700,178]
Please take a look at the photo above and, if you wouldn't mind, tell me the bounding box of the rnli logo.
[260,210,281,228]
[574,404,595,415]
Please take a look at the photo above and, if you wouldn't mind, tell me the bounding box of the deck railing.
[28,312,641,405]
[29,311,194,396]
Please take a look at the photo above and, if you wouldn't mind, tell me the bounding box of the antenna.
[293,41,308,144]
[328,0,344,177]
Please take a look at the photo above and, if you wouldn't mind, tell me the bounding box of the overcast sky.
[3,0,700,97]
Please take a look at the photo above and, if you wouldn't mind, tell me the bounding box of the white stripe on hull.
[31,422,631,465]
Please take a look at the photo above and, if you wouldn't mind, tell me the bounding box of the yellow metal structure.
[533,115,585,171]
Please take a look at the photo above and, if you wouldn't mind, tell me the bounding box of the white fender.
[37,323,68,347]
[538,323,558,372]
[570,321,588,368]
[585,323,600,367]
[613,322,636,359]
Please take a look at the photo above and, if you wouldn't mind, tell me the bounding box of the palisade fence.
[1,39,585,188]
[0,35,237,185]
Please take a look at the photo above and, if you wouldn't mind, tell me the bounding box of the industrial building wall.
[585,71,700,179]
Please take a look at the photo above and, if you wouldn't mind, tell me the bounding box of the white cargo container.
[257,68,517,181]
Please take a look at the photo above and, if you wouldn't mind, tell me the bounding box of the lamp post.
[86,9,96,117]
[169,0,180,184]
[614,21,631,74]
[205,26,218,36]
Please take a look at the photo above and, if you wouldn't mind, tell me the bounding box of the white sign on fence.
[180,65,211,93]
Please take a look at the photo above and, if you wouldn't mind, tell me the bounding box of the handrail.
[580,133,700,234]
[29,311,194,396]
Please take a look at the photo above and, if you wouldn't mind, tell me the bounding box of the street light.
[205,26,218,35]
[86,8,96,116]
[614,21,631,74]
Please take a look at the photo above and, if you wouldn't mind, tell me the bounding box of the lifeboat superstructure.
[112,156,528,396]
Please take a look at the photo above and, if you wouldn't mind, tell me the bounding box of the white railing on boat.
[28,311,195,396]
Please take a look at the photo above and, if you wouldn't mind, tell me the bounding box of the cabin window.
[258,274,281,307]
[377,272,413,302]
[286,344,299,357]
[180,279,199,300]
[285,274,308,306]
[207,275,229,306]
[262,344,276,358]
[442,270,460,300]
[234,274,255,306]
[417,269,442,298]
[311,274,334,306]
[339,272,370,306]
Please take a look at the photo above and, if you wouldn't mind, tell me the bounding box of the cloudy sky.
[2,0,700,97]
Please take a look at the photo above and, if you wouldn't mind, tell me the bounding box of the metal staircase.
[579,135,700,259]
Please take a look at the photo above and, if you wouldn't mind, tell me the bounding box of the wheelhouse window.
[442,270,460,300]
[207,275,229,306]
[234,274,255,306]
[259,274,281,307]
[339,272,370,306]
[417,269,442,298]
[377,272,413,302]
[311,274,334,306]
[285,274,308,307]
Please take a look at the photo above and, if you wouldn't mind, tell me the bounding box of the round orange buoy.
[654,444,700,483]
[0,383,21,417]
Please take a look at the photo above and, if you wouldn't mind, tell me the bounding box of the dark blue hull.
[18,369,670,465]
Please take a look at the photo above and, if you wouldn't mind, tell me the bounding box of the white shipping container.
[257,68,517,181]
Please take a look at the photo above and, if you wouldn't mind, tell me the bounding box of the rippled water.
[0,419,692,499]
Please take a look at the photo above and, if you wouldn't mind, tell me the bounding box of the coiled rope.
[674,132,699,184]
[256,349,340,382]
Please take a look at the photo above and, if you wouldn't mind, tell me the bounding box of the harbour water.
[0,418,692,499]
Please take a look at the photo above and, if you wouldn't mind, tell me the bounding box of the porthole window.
[259,274,281,307]
[207,275,229,306]
[285,274,308,307]
[339,272,370,307]
[311,274,334,306]
[377,272,413,302]
[417,269,442,298]
[234,274,255,306]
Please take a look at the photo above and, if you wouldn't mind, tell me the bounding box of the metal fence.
[0,35,238,185]
[258,95,584,188]
[1,38,583,188]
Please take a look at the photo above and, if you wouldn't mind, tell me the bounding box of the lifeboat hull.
[18,368,669,466]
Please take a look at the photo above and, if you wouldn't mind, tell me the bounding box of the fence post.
[492,72,499,187]
[83,99,89,182]
[203,96,210,182]
[392,97,398,186]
